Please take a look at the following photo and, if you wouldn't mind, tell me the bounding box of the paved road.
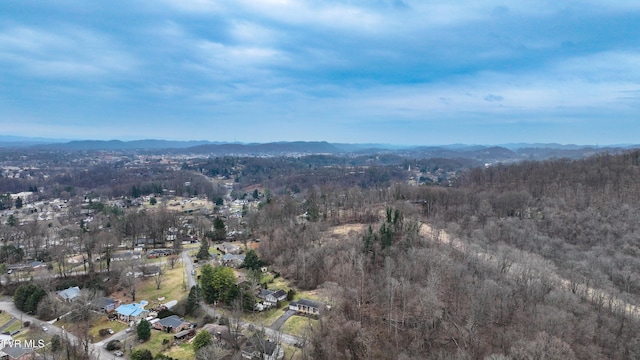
[0,301,117,360]
[182,249,196,289]
[181,249,305,346]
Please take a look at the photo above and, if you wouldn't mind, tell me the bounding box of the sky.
[1,1,639,145]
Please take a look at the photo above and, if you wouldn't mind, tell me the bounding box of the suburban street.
[182,249,197,289]
[181,249,306,346]
[0,300,118,360]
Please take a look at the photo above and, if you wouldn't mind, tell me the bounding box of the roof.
[270,289,287,299]
[222,253,245,262]
[163,300,178,309]
[0,344,34,359]
[57,286,81,300]
[116,302,148,317]
[296,298,322,309]
[157,315,186,328]
[245,335,280,357]
[258,289,274,299]
[174,329,192,338]
[92,297,116,309]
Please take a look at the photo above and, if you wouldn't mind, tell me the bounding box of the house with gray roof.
[152,315,191,333]
[289,298,323,316]
[57,286,81,302]
[0,344,35,360]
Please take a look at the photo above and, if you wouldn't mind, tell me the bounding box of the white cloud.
[0,25,136,79]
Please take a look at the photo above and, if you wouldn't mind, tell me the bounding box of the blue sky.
[1,1,639,145]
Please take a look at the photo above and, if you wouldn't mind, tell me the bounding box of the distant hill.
[186,141,341,155]
[1,135,638,162]
[34,139,213,151]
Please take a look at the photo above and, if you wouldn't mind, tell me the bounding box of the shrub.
[106,340,121,351]
[157,309,176,319]
[99,329,110,337]
[202,314,214,325]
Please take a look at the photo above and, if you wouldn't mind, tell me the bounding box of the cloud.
[0,25,136,80]
[484,94,504,102]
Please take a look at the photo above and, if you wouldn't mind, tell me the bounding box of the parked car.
[113,350,124,357]
[125,328,134,333]
[41,326,48,332]
[107,328,114,334]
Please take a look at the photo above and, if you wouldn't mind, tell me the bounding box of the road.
[182,249,196,289]
[181,249,305,346]
[0,300,118,360]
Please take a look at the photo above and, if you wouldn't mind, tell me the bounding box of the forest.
[248,150,640,359]
[2,148,640,359]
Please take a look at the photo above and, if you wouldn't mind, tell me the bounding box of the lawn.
[5,319,23,333]
[89,317,128,340]
[136,267,188,304]
[280,316,317,337]
[133,330,194,359]
[0,312,13,327]
[164,342,195,359]
[261,274,292,292]
[134,330,174,353]
[282,343,304,360]
[242,305,289,327]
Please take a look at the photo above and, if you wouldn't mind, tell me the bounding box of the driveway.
[269,309,296,330]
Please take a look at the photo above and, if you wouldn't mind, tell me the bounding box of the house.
[242,335,284,360]
[116,301,149,323]
[141,265,160,277]
[152,315,191,333]
[265,290,287,305]
[204,324,244,344]
[0,344,35,360]
[217,242,242,255]
[57,286,81,302]
[92,297,120,313]
[257,289,273,300]
[222,253,245,268]
[289,299,323,316]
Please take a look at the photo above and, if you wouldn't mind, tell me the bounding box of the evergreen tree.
[213,217,226,240]
[241,249,262,271]
[137,319,151,342]
[196,239,210,260]
[186,285,202,316]
[131,349,153,360]
[14,197,22,209]
[192,330,213,352]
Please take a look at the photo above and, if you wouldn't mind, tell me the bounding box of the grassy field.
[5,319,23,333]
[280,316,317,337]
[133,330,195,359]
[283,343,304,360]
[164,342,195,359]
[136,267,188,303]
[89,318,128,340]
[241,305,289,327]
[0,311,13,327]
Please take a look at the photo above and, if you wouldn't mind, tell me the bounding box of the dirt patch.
[330,223,367,236]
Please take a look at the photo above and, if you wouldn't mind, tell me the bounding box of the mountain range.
[0,137,638,163]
